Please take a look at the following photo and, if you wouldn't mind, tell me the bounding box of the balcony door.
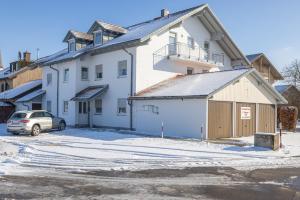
[169,32,177,55]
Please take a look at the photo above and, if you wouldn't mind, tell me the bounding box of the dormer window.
[94,31,102,45]
[69,39,76,52]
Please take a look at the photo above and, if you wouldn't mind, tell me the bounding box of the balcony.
[153,42,225,68]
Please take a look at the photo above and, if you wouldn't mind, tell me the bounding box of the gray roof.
[71,85,108,101]
[16,89,45,102]
[133,69,250,99]
[63,30,93,43]
[88,20,128,34]
[38,4,250,66]
[246,53,263,63]
[0,79,42,101]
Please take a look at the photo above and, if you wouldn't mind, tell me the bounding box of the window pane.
[118,60,127,77]
[94,32,102,45]
[64,101,68,113]
[95,99,102,113]
[81,67,88,80]
[47,101,52,113]
[83,102,87,113]
[117,99,127,114]
[47,73,52,85]
[79,102,82,113]
[95,65,103,79]
[64,69,69,82]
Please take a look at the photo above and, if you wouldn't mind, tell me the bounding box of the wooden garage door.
[208,101,232,139]
[236,103,256,137]
[258,104,275,133]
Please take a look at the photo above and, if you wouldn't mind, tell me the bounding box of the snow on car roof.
[134,69,251,98]
[0,79,42,100]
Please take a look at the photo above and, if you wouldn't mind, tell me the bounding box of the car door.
[42,112,53,130]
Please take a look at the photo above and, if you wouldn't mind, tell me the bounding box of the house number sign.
[241,107,251,120]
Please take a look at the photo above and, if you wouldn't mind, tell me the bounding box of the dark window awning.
[71,85,108,101]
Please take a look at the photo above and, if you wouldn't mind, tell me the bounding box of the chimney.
[161,9,169,17]
[23,51,31,63]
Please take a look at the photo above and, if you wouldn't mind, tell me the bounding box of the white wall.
[133,99,207,139]
[211,74,277,104]
[135,16,232,93]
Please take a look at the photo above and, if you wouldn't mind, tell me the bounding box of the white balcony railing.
[153,42,225,66]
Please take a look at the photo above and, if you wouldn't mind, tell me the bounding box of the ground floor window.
[63,101,68,113]
[95,99,102,114]
[117,98,127,114]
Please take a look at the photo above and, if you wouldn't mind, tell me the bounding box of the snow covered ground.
[1,123,300,175]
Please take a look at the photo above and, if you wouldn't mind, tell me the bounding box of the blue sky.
[0,0,299,70]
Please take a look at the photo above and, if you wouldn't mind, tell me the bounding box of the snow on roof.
[63,30,93,43]
[0,80,42,100]
[71,85,108,101]
[134,69,251,98]
[16,89,45,102]
[274,85,293,94]
[0,67,11,79]
[39,5,206,65]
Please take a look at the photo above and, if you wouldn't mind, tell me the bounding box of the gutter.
[122,48,134,130]
[129,95,207,100]
[22,102,30,110]
[49,65,60,116]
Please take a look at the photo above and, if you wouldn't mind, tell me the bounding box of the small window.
[117,98,127,114]
[204,41,210,60]
[187,37,195,49]
[95,65,103,80]
[1,84,4,92]
[204,41,210,50]
[118,60,127,77]
[69,40,76,52]
[81,67,89,80]
[47,101,52,113]
[64,69,69,82]
[47,73,52,86]
[63,101,68,113]
[187,67,194,75]
[95,99,102,114]
[94,31,102,45]
[5,83,9,90]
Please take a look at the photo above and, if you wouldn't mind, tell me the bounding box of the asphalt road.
[1,167,300,200]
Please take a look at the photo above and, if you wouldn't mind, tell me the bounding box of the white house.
[38,4,287,139]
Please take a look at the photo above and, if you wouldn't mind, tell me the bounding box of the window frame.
[69,39,76,52]
[46,100,52,113]
[46,73,52,86]
[81,67,89,81]
[117,98,127,115]
[187,67,194,75]
[95,64,103,80]
[95,98,102,114]
[94,30,103,46]
[63,68,69,82]
[117,60,127,78]
[63,101,69,113]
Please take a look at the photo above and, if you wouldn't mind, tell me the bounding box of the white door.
[169,32,177,55]
[78,102,89,125]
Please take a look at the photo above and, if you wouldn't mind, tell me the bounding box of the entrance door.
[78,101,89,126]
[236,103,256,137]
[258,104,275,133]
[169,32,177,55]
[208,101,233,139]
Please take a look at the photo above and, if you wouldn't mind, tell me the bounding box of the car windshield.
[11,113,27,119]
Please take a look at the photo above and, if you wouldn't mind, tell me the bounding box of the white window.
[143,105,159,114]
[118,60,127,77]
[81,67,89,80]
[63,101,68,113]
[95,65,103,80]
[94,31,102,45]
[69,39,76,52]
[95,99,102,114]
[64,68,69,82]
[78,102,87,114]
[46,101,52,113]
[187,67,194,75]
[204,41,210,60]
[46,73,52,86]
[187,37,195,49]
[117,98,127,114]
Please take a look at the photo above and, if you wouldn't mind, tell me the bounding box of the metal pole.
[279,122,282,148]
[161,121,164,138]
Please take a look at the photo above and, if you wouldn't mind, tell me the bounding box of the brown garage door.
[258,104,275,133]
[208,101,232,139]
[236,103,256,137]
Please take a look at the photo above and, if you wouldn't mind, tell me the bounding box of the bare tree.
[282,59,300,87]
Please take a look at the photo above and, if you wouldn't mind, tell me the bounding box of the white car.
[7,110,66,136]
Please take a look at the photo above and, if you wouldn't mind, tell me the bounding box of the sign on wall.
[241,107,251,120]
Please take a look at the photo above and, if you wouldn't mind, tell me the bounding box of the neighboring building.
[275,85,300,119]
[38,4,287,139]
[246,53,283,85]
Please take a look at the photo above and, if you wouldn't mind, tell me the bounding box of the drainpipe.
[122,48,134,130]
[22,102,30,111]
[49,65,59,117]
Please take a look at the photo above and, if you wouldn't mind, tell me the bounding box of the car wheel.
[31,125,41,136]
[59,122,66,131]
